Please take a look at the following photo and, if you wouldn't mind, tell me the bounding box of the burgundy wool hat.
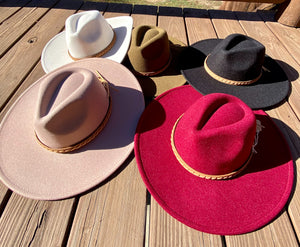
[0,58,144,200]
[134,85,294,235]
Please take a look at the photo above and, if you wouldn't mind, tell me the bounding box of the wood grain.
[184,9,216,44]
[150,199,224,247]
[0,2,300,246]
[0,0,31,23]
[67,157,147,247]
[131,4,157,27]
[236,11,300,119]
[66,5,147,247]
[0,193,75,246]
[0,0,82,111]
[147,7,223,247]
[158,7,187,45]
[0,0,57,57]
[210,10,299,247]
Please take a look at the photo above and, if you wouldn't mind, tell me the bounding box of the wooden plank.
[150,199,224,247]
[67,157,147,247]
[208,10,299,246]
[104,3,132,18]
[226,212,298,247]
[260,21,300,117]
[66,4,147,247]
[128,6,157,246]
[0,61,46,202]
[264,103,300,242]
[0,0,31,23]
[0,0,57,57]
[147,8,223,247]
[236,11,300,119]
[184,8,216,45]
[79,0,108,12]
[0,61,79,246]
[0,0,82,111]
[209,10,245,38]
[0,193,75,246]
[0,1,83,245]
[158,6,187,44]
[131,4,157,27]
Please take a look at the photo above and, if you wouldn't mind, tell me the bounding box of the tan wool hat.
[126,25,187,98]
[0,58,144,200]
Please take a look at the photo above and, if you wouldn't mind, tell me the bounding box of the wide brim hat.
[125,29,187,98]
[134,85,294,235]
[41,16,133,73]
[180,37,290,109]
[0,58,145,200]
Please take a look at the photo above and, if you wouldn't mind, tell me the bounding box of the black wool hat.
[180,34,290,109]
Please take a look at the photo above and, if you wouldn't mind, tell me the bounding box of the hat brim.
[41,16,133,73]
[134,85,294,235]
[181,39,291,109]
[125,36,187,98]
[0,58,144,200]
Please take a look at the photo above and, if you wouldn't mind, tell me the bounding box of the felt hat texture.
[180,34,290,109]
[126,25,186,98]
[41,10,133,73]
[134,85,294,235]
[0,58,145,200]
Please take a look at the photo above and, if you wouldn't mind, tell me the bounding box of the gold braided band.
[68,30,116,61]
[35,71,112,153]
[170,114,254,180]
[204,55,262,86]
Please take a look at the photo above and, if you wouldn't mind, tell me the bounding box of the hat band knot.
[204,55,262,86]
[68,29,116,61]
[35,71,112,153]
[170,115,263,180]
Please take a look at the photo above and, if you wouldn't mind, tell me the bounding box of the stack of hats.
[0,9,294,237]
[134,33,294,235]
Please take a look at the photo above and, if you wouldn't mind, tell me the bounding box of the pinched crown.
[171,93,257,179]
[34,68,110,151]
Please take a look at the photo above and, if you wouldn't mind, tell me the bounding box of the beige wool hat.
[41,10,133,73]
[0,58,144,200]
[126,25,186,98]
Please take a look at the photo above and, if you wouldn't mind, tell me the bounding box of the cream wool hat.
[41,10,133,73]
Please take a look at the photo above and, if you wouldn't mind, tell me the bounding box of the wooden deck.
[0,0,300,246]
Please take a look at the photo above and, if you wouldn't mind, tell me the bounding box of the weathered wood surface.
[0,1,299,246]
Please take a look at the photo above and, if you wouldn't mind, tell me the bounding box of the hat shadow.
[179,46,206,71]
[237,115,299,178]
[123,42,187,98]
[74,85,145,152]
[106,26,128,56]
[242,117,299,231]
[135,100,167,134]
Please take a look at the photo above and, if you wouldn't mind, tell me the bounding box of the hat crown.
[66,10,114,59]
[206,34,265,82]
[173,93,256,176]
[34,68,109,149]
[128,25,170,75]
